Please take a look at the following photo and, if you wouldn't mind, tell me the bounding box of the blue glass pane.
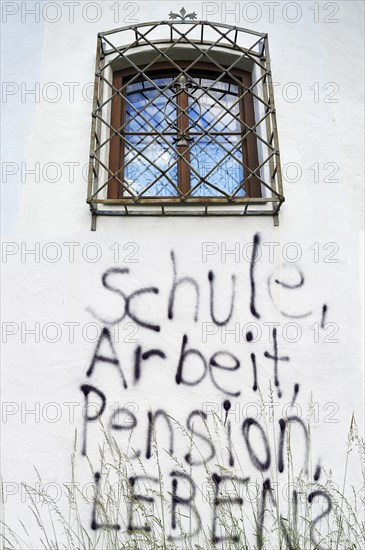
[124,77,179,196]
[189,137,244,197]
[124,136,178,196]
[126,78,176,134]
[123,75,245,197]
[188,78,245,197]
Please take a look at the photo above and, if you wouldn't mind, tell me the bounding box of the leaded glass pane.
[125,77,176,133]
[124,78,178,196]
[188,78,245,196]
[189,137,245,197]
[123,74,245,196]
[124,136,178,196]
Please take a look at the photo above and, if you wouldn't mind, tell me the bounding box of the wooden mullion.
[177,88,190,195]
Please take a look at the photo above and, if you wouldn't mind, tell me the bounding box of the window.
[108,64,261,200]
[87,11,284,228]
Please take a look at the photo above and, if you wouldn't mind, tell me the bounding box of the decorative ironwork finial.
[164,72,201,147]
[168,7,197,21]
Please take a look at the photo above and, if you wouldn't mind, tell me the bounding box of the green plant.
[1,406,364,550]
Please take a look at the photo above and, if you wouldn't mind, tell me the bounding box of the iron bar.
[87,17,284,224]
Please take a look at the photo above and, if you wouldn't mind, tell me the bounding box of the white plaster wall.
[1,1,364,548]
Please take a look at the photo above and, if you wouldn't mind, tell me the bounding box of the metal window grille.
[87,8,284,229]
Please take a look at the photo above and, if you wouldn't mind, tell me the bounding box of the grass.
[1,399,364,550]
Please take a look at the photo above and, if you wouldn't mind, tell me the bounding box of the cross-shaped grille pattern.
[87,18,284,228]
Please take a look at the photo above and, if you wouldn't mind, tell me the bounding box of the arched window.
[108,63,261,199]
[87,14,284,227]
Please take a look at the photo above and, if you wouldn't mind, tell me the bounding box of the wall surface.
[1,1,364,548]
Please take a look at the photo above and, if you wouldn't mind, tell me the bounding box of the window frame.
[107,62,262,200]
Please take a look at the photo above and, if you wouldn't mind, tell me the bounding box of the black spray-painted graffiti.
[79,233,332,547]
